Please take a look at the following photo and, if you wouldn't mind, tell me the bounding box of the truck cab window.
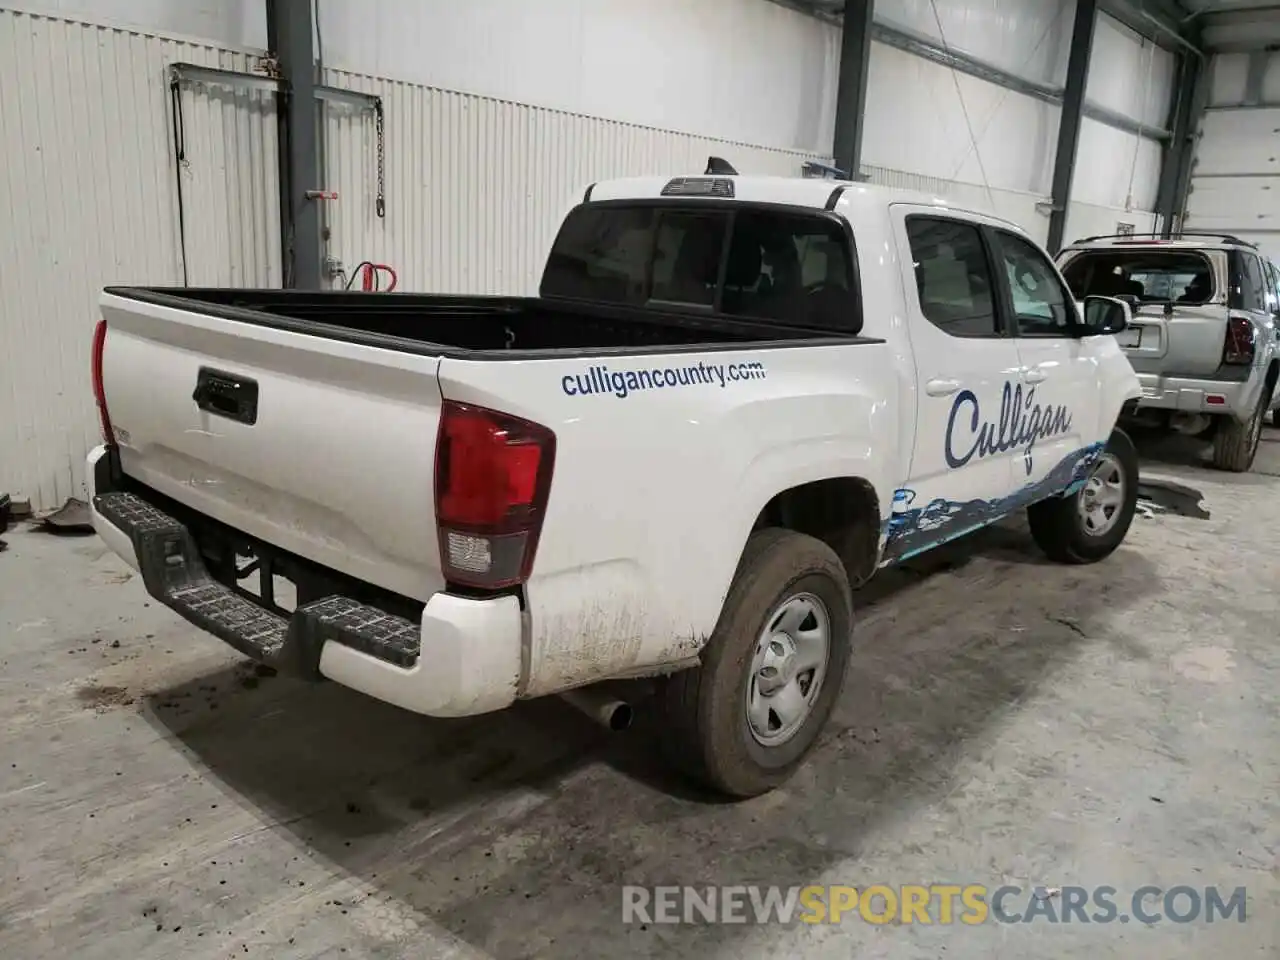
[540,205,655,305]
[905,217,999,338]
[993,230,1073,337]
[540,203,860,332]
[719,211,858,331]
[650,211,728,307]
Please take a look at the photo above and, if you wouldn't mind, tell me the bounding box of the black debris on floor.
[1137,478,1211,520]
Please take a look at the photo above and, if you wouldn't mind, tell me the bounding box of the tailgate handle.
[193,367,259,425]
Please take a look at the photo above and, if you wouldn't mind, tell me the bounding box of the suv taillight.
[91,318,115,444]
[434,400,556,589]
[1223,316,1256,366]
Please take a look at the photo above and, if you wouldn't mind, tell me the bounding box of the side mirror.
[1080,295,1131,337]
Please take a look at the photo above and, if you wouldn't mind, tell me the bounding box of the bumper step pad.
[296,596,422,669]
[93,491,420,674]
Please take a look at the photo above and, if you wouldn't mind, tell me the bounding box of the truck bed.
[106,287,861,358]
[96,284,881,607]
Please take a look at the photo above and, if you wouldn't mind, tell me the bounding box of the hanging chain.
[375,100,386,219]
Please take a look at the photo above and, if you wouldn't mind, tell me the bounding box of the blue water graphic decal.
[883,442,1105,563]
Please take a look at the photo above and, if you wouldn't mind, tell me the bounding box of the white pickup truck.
[88,173,1142,797]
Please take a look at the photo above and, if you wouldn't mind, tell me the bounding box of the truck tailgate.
[98,292,445,602]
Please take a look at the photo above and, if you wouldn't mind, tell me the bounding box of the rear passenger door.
[885,208,1023,563]
[990,228,1103,491]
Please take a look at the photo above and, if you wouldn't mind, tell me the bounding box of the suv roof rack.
[1076,232,1258,249]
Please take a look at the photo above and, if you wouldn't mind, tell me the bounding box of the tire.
[1027,429,1139,564]
[655,528,853,799]
[1271,407,1280,428]
[1212,394,1266,472]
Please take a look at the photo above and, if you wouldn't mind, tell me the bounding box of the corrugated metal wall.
[176,78,282,287]
[0,7,280,510]
[320,67,826,295]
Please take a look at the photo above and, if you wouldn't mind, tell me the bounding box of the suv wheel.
[1212,394,1266,472]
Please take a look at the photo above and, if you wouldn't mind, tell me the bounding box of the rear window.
[1060,250,1214,305]
[540,203,860,332]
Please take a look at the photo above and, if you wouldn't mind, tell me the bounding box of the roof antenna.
[705,156,738,176]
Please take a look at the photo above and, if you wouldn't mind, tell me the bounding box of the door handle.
[1023,366,1048,384]
[193,367,259,425]
[925,378,961,397]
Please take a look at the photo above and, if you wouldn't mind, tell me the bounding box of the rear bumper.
[1130,372,1258,418]
[86,444,521,718]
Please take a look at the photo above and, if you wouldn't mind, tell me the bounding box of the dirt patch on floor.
[75,683,135,711]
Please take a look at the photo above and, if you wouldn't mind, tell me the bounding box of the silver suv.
[1057,233,1280,472]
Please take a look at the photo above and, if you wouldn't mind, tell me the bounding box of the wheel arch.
[748,476,882,590]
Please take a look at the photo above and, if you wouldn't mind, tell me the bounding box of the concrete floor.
[0,434,1277,960]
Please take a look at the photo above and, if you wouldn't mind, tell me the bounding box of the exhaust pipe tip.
[607,701,634,732]
[560,687,633,732]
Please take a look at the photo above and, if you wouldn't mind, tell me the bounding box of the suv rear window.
[1060,250,1214,305]
[540,203,860,332]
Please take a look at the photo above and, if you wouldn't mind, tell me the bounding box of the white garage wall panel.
[317,0,840,155]
[0,8,281,509]
[1062,117,1163,243]
[874,0,1072,86]
[6,0,267,48]
[863,41,1059,197]
[861,7,1173,247]
[1185,103,1280,262]
[321,68,826,296]
[1191,52,1280,260]
[860,0,1067,240]
[1066,13,1172,245]
[1086,13,1174,131]
[1209,52,1251,106]
[1206,51,1280,108]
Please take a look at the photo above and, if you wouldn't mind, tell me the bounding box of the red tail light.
[1223,316,1255,366]
[91,318,115,444]
[434,400,556,588]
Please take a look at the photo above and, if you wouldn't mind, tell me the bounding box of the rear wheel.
[1212,394,1266,472]
[656,528,852,798]
[1027,429,1139,564]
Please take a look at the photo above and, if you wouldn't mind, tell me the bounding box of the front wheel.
[1027,429,1139,564]
[655,528,852,798]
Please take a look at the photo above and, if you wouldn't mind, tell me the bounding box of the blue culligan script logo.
[945,381,1073,475]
